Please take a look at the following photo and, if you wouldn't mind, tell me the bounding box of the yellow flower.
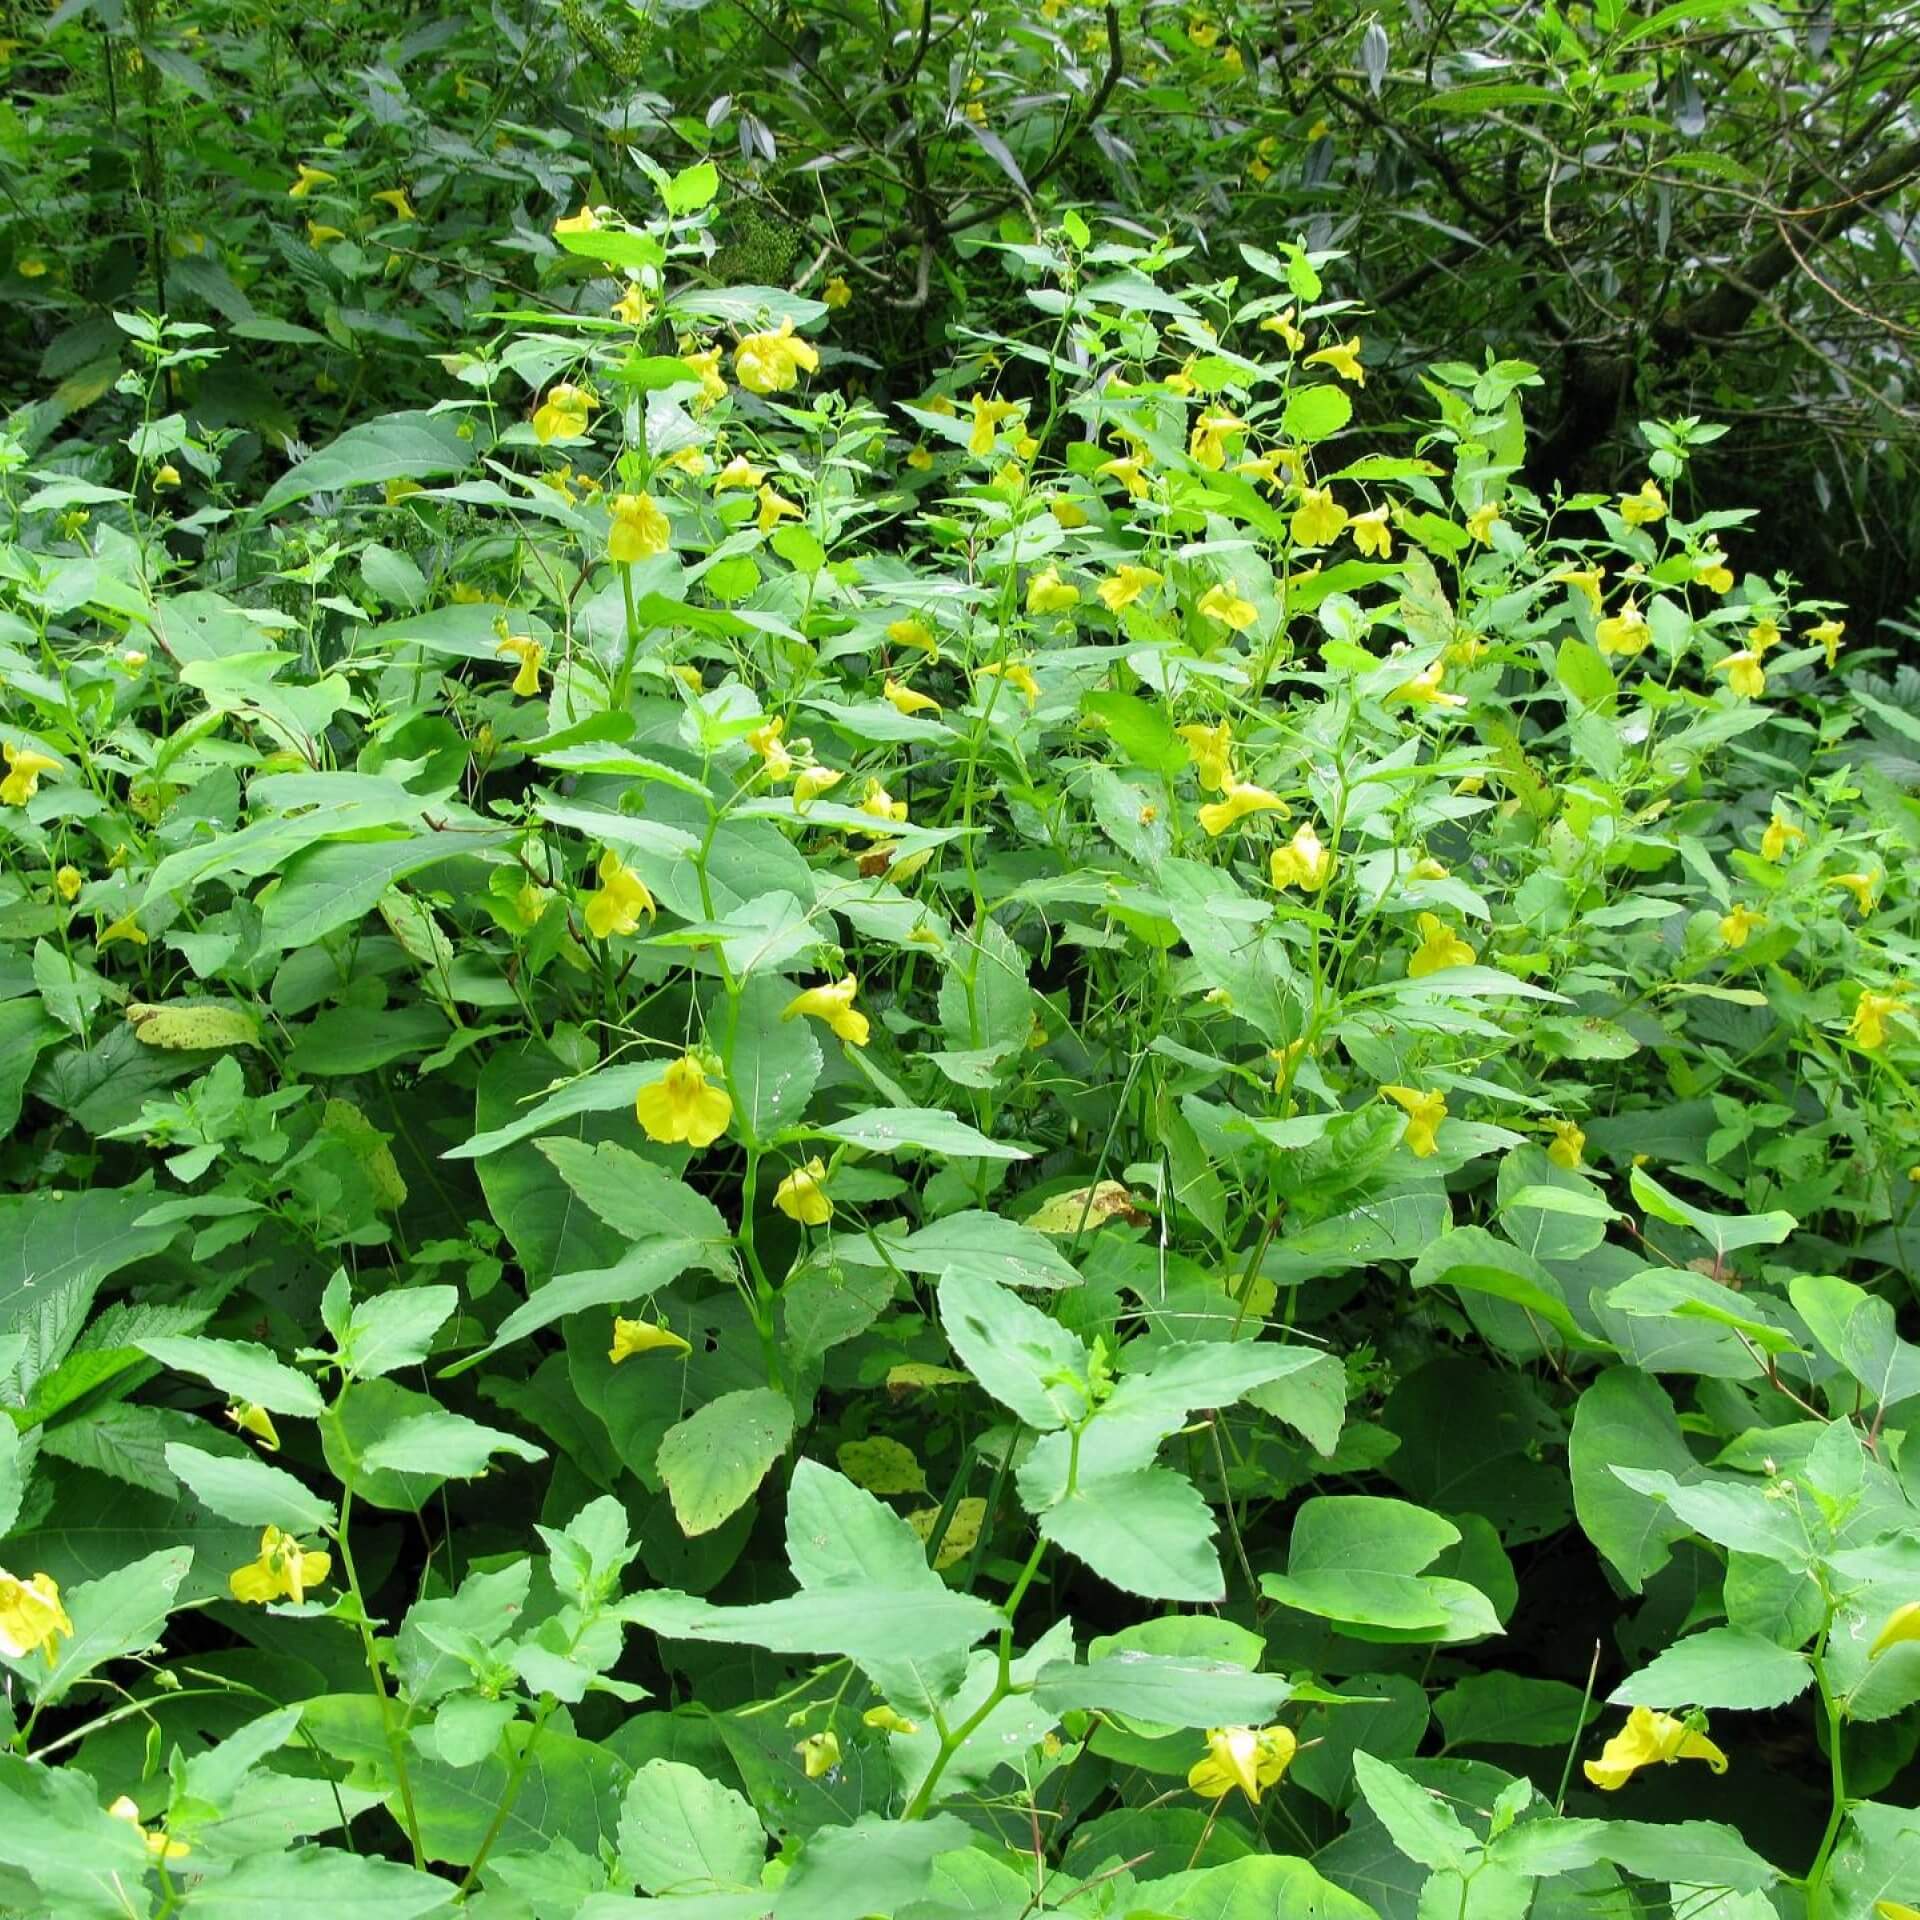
[1748,617,1783,657]
[1562,566,1605,613]
[306,221,345,246]
[774,1157,832,1225]
[226,1402,281,1451]
[1177,720,1234,793]
[1,742,58,806]
[716,454,765,491]
[1546,1119,1586,1170]
[657,444,709,479]
[1850,990,1903,1051]
[1048,492,1089,528]
[610,1316,692,1363]
[54,865,82,902]
[1188,408,1245,471]
[371,187,417,221]
[1695,550,1734,595]
[1289,486,1347,548]
[1410,856,1449,880]
[17,254,47,278]
[794,765,843,807]
[1349,506,1392,558]
[611,282,653,325]
[609,492,670,564]
[1409,911,1475,976]
[1198,782,1287,837]
[1197,583,1258,631]
[756,484,803,533]
[288,162,336,199]
[385,478,422,505]
[887,616,939,658]
[585,851,656,938]
[683,346,727,407]
[783,967,875,1044]
[1831,870,1879,915]
[107,1795,190,1863]
[230,1526,331,1606]
[1096,453,1151,498]
[1187,1724,1296,1805]
[96,912,146,950]
[858,778,908,828]
[1382,1084,1447,1157]
[1235,446,1304,490]
[1584,1707,1727,1791]
[1596,599,1649,657]
[554,204,604,235]
[1097,564,1163,611]
[795,1731,840,1779]
[1760,810,1806,862]
[884,678,941,717]
[978,660,1041,708]
[1303,336,1364,385]
[1026,566,1080,615]
[1387,661,1466,710]
[1269,821,1333,892]
[734,316,819,395]
[863,1705,920,1735]
[1187,16,1221,47]
[1809,617,1845,669]
[0,1569,73,1664]
[1617,479,1667,527]
[905,443,933,471]
[1259,308,1305,352]
[635,1054,733,1148]
[1465,501,1503,545]
[1719,904,1765,950]
[147,462,181,493]
[822,274,852,309]
[966,394,1022,455]
[1216,41,1243,75]
[1714,650,1765,698]
[1869,1601,1920,1658]
[495,634,544,696]
[747,717,797,781]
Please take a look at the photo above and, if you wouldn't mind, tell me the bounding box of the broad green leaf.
[342,1286,460,1380]
[655,1388,795,1536]
[137,1335,324,1418]
[1040,1466,1224,1603]
[1629,1166,1796,1258]
[258,411,474,513]
[817,1107,1029,1160]
[618,1759,764,1895]
[1034,1655,1291,1727]
[12,1546,193,1710]
[0,1752,159,1917]
[185,1842,464,1914]
[1436,1672,1598,1750]
[1350,1750,1476,1872]
[360,1410,546,1479]
[937,1268,1089,1430]
[1611,1626,1812,1711]
[891,1209,1080,1290]
[1568,1367,1697,1592]
[164,1444,335,1533]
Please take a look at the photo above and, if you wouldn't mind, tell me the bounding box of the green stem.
[1804,1640,1848,1918]
[333,1486,426,1867]
[457,1696,556,1895]
[900,1535,1046,1819]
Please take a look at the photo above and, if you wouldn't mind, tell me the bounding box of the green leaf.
[773,1812,973,1920]
[1281,383,1353,443]
[1629,1165,1796,1258]
[0,1752,159,1918]
[1040,1466,1224,1603]
[183,1842,461,1915]
[937,1268,1089,1430]
[258,412,475,513]
[617,1759,764,1895]
[891,1210,1080,1290]
[1436,1672,1598,1750]
[164,1444,336,1533]
[729,975,822,1139]
[360,1410,546,1479]
[1568,1367,1697,1592]
[1611,1626,1812,1711]
[447,1061,662,1160]
[342,1286,460,1380]
[12,1546,193,1710]
[1350,1750,1477,1871]
[536,1137,732,1245]
[655,1388,795,1536]
[137,1335,324,1417]
[1790,1273,1920,1411]
[1034,1655,1291,1728]
[817,1107,1029,1160]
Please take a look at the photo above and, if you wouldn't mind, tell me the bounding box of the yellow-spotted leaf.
[126,1002,261,1050]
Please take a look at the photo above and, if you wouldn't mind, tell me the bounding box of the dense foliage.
[3,3,1920,1917]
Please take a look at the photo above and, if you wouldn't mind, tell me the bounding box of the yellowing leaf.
[1023,1182,1151,1235]
[908,1496,988,1571]
[885,1363,971,1396]
[126,1002,261,1050]
[835,1436,926,1495]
